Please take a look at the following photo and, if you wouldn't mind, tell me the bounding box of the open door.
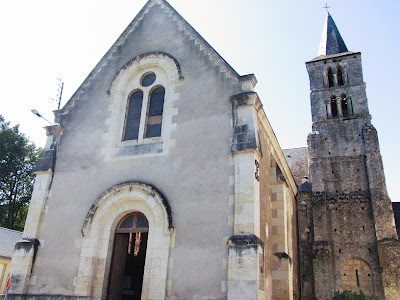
[107,213,149,300]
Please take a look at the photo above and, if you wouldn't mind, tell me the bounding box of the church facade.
[5,1,400,299]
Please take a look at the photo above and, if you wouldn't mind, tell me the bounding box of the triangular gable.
[59,0,244,114]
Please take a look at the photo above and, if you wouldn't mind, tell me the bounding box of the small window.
[116,213,149,233]
[141,73,156,87]
[337,65,344,86]
[341,94,349,117]
[327,67,334,88]
[331,96,338,118]
[145,87,165,138]
[124,90,144,140]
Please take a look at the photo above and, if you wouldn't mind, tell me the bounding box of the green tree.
[0,115,41,231]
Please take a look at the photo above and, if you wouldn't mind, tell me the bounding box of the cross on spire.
[323,2,331,12]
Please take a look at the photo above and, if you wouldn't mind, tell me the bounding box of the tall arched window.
[341,94,349,117]
[145,87,165,138]
[337,65,344,86]
[122,72,166,141]
[331,96,338,118]
[327,67,334,88]
[124,91,144,140]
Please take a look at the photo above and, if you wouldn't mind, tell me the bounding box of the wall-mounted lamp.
[31,109,52,124]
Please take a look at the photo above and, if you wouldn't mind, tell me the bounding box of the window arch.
[116,212,149,233]
[327,67,334,88]
[337,65,344,86]
[105,52,182,159]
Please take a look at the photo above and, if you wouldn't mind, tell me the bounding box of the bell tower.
[303,12,398,299]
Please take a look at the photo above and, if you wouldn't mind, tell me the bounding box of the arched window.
[116,213,149,233]
[124,90,144,140]
[337,65,344,86]
[331,96,338,118]
[145,87,165,138]
[341,94,349,117]
[327,67,334,88]
[122,72,166,141]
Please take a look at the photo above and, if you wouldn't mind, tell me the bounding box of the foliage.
[333,290,377,300]
[0,115,41,231]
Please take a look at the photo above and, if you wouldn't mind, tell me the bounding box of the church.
[6,0,400,299]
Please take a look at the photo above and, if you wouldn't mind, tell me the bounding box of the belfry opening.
[107,213,149,300]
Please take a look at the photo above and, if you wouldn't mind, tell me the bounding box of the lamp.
[31,109,52,124]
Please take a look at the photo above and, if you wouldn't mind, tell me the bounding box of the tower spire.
[318,12,348,56]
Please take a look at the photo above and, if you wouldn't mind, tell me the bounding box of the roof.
[282,147,309,186]
[0,227,22,258]
[318,12,348,56]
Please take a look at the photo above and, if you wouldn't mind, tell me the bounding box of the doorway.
[108,213,149,300]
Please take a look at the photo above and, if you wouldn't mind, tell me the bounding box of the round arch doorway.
[107,213,149,300]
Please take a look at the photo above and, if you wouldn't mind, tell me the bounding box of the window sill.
[116,141,163,157]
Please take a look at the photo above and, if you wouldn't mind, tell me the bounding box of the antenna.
[51,78,64,110]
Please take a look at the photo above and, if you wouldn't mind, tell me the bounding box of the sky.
[0,0,399,201]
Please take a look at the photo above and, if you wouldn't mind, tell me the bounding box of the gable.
[58,0,248,118]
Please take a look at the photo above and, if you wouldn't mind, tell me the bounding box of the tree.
[0,115,41,231]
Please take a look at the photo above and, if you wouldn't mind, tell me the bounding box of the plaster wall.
[19,3,245,299]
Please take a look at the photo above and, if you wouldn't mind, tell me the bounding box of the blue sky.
[0,0,399,201]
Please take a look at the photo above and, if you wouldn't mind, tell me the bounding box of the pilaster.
[227,235,264,300]
[228,92,264,299]
[8,124,62,295]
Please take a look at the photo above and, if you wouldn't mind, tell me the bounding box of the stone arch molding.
[74,181,174,300]
[102,52,182,160]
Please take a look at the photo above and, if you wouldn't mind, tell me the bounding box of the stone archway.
[73,182,173,300]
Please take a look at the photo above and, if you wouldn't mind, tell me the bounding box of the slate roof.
[0,227,22,258]
[318,12,348,56]
[282,147,309,187]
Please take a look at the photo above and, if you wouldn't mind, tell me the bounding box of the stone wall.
[378,240,400,300]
